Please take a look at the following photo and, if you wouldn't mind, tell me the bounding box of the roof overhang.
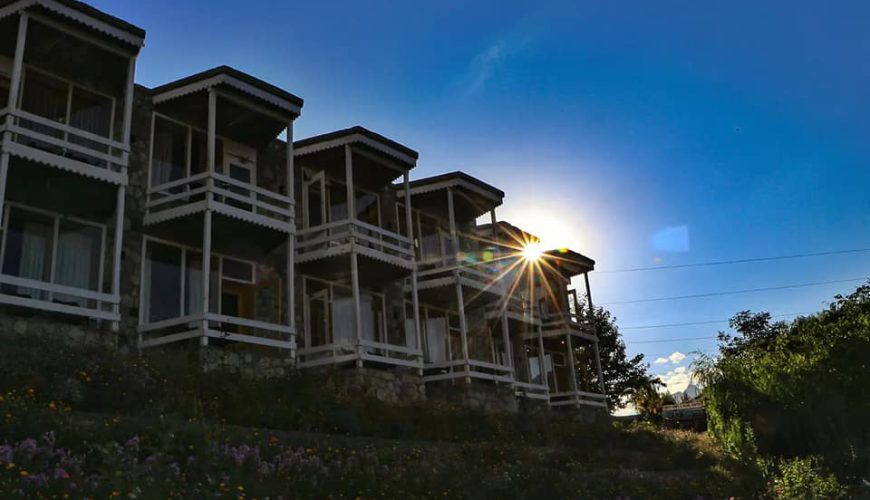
[543,249,595,277]
[295,126,417,188]
[397,171,504,222]
[0,0,145,51]
[151,66,303,121]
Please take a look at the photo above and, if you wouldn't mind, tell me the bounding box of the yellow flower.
[19,470,28,477]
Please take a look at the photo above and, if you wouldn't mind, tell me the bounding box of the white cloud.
[674,366,687,374]
[659,368,693,393]
[654,357,669,364]
[668,351,686,364]
[462,34,532,96]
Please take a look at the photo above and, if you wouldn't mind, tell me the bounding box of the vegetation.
[694,281,870,496]
[0,333,759,498]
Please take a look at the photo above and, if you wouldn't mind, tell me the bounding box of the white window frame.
[19,65,118,142]
[301,274,388,348]
[140,235,258,321]
[0,201,107,296]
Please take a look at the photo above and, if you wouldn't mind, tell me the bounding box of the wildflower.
[0,445,13,463]
[53,468,69,480]
[19,470,28,477]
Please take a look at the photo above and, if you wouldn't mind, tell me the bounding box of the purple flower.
[0,444,13,463]
[53,468,69,480]
[124,436,140,449]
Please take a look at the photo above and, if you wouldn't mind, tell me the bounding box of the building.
[0,0,605,412]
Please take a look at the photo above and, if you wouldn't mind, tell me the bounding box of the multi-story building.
[0,0,607,411]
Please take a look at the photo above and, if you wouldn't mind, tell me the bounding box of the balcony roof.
[543,249,595,276]
[295,126,418,163]
[151,65,303,118]
[398,171,504,222]
[0,0,145,49]
[476,221,541,249]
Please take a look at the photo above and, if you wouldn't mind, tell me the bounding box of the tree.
[630,378,676,423]
[578,304,661,411]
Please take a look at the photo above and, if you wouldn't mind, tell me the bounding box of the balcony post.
[565,332,579,397]
[454,276,470,383]
[110,185,125,332]
[585,271,607,402]
[501,312,512,370]
[345,144,355,222]
[446,188,458,265]
[351,251,363,367]
[120,56,136,167]
[0,12,29,228]
[200,209,212,346]
[206,88,217,199]
[404,172,422,370]
[531,270,547,391]
[285,122,296,356]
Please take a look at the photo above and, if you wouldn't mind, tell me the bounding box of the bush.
[768,456,846,499]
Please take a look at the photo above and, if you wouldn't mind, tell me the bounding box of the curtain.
[54,224,96,307]
[18,222,50,300]
[426,316,448,362]
[185,254,203,316]
[332,293,355,344]
[151,118,186,189]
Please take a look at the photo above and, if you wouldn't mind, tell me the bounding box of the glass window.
[54,220,101,306]
[0,74,10,109]
[69,86,112,138]
[151,117,187,188]
[355,190,379,226]
[144,242,182,322]
[1,207,54,300]
[425,312,448,363]
[331,286,354,343]
[327,182,347,222]
[21,70,68,126]
[222,258,254,283]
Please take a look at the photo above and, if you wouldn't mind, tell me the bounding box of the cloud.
[668,351,687,364]
[462,35,532,96]
[659,367,693,393]
[655,351,686,365]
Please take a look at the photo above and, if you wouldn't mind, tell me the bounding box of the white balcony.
[296,219,414,271]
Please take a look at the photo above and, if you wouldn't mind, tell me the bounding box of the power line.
[597,247,870,274]
[630,336,717,344]
[619,311,811,331]
[602,277,867,306]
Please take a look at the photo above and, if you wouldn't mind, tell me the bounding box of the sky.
[93,1,870,394]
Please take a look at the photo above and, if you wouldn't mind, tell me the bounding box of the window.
[151,116,225,188]
[20,68,114,139]
[0,73,10,109]
[221,258,254,283]
[1,205,103,307]
[355,189,379,226]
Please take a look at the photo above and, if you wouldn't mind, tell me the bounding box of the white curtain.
[55,227,95,306]
[18,223,49,300]
[332,295,355,344]
[359,295,376,342]
[426,317,448,362]
[185,261,203,316]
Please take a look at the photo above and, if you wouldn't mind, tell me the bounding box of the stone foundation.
[309,365,426,405]
[426,379,519,413]
[0,311,114,349]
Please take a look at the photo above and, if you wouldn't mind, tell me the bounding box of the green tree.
[580,304,660,411]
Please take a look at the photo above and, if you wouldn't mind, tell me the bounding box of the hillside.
[0,335,758,498]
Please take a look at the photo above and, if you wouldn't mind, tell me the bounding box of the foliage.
[766,456,846,499]
[579,304,661,411]
[630,379,676,424]
[693,281,870,488]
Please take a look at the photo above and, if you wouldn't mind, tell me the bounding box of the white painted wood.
[153,74,301,117]
[110,185,125,330]
[207,88,216,176]
[350,250,362,366]
[0,13,27,222]
[0,293,119,321]
[120,56,136,162]
[201,209,212,346]
[566,332,579,393]
[294,133,416,168]
[27,3,143,49]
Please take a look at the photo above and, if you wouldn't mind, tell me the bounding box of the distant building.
[663,398,706,431]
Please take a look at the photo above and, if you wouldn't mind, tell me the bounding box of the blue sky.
[96,1,870,391]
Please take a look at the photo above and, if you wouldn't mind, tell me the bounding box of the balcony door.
[222,143,256,211]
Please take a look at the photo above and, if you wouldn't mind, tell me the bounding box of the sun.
[521,242,544,262]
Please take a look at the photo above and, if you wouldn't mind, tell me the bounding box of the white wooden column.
[454,277,470,382]
[566,332,579,398]
[201,88,217,346]
[110,186,125,331]
[285,122,296,356]
[403,172,422,370]
[585,271,607,401]
[531,272,547,390]
[0,12,29,228]
[119,55,136,167]
[446,188,459,264]
[345,145,363,366]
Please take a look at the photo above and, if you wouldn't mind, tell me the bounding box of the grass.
[0,333,761,498]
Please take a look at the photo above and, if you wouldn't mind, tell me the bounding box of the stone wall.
[309,365,426,405]
[427,380,519,413]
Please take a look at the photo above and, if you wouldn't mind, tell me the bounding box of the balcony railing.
[541,312,597,340]
[138,312,294,350]
[549,390,607,408]
[145,172,294,230]
[0,107,128,182]
[296,220,415,266]
[0,273,120,321]
[297,339,423,369]
[423,359,514,384]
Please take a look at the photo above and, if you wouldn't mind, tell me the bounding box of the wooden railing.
[549,390,608,408]
[0,273,119,321]
[541,312,596,337]
[0,108,128,177]
[146,172,294,227]
[423,358,515,384]
[138,312,294,350]
[296,219,415,264]
[297,338,423,369]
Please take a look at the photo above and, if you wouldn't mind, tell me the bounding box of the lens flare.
[521,242,544,261]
